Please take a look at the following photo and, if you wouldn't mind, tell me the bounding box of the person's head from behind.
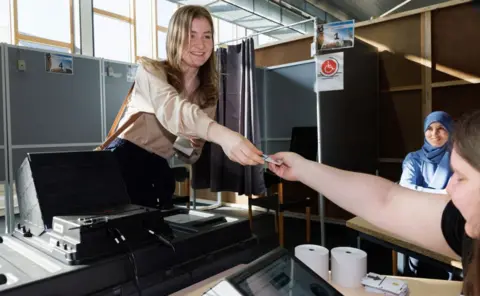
[424,111,453,148]
[162,5,217,107]
[447,111,480,240]
[449,110,480,295]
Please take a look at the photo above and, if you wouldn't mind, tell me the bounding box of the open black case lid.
[16,150,130,234]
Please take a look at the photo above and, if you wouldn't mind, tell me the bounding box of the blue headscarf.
[421,111,453,164]
[416,111,453,189]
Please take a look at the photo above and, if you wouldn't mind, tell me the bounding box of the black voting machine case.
[1,150,256,295]
[14,150,168,264]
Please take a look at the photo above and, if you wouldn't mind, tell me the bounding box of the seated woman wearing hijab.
[399,111,454,279]
[399,111,453,194]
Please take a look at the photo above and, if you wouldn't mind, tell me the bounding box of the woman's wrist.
[206,122,235,145]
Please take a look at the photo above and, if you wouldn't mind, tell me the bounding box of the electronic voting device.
[203,248,344,296]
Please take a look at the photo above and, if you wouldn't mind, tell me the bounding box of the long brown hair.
[138,5,218,109]
[453,110,480,295]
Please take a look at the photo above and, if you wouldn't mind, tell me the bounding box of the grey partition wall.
[6,45,103,178]
[262,61,317,154]
[104,59,136,135]
[255,67,267,151]
[0,44,5,182]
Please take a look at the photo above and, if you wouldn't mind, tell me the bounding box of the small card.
[361,273,408,296]
[173,137,194,157]
[361,272,386,288]
[262,154,282,166]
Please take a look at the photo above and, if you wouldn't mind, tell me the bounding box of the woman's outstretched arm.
[268,152,459,259]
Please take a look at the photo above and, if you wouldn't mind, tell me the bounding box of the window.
[0,0,11,43]
[17,0,70,43]
[136,0,154,58]
[93,0,135,63]
[94,14,134,62]
[73,0,81,54]
[218,19,235,43]
[236,26,246,40]
[156,0,176,28]
[15,0,73,52]
[18,40,70,53]
[94,0,131,18]
[212,17,219,43]
[157,30,167,59]
[155,0,176,60]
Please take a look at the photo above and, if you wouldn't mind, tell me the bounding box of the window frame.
[12,0,75,53]
[154,0,178,60]
[93,0,137,62]
[0,0,14,44]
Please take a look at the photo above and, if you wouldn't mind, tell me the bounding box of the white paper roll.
[331,247,367,288]
[294,244,329,280]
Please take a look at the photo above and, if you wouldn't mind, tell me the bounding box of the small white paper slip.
[173,137,194,157]
[262,154,282,166]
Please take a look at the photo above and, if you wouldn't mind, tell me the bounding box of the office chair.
[247,127,317,247]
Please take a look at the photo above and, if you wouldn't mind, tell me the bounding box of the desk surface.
[346,216,462,269]
[173,265,463,296]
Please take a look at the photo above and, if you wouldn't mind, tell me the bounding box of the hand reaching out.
[267,152,307,181]
[207,122,265,166]
[222,132,265,166]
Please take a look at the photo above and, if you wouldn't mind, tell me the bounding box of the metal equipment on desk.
[0,150,258,295]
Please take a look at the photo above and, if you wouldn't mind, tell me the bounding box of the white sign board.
[316,20,355,52]
[315,52,344,92]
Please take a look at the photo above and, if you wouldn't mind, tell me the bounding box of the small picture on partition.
[316,20,355,52]
[45,53,73,75]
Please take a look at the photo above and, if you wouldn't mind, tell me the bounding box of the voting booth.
[257,19,379,245]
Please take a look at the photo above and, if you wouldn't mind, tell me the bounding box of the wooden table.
[346,216,462,274]
[171,265,463,296]
[331,276,462,296]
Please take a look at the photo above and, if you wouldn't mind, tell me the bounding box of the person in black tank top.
[442,201,473,268]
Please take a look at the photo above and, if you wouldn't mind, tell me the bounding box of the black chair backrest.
[289,127,317,162]
[172,166,189,182]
